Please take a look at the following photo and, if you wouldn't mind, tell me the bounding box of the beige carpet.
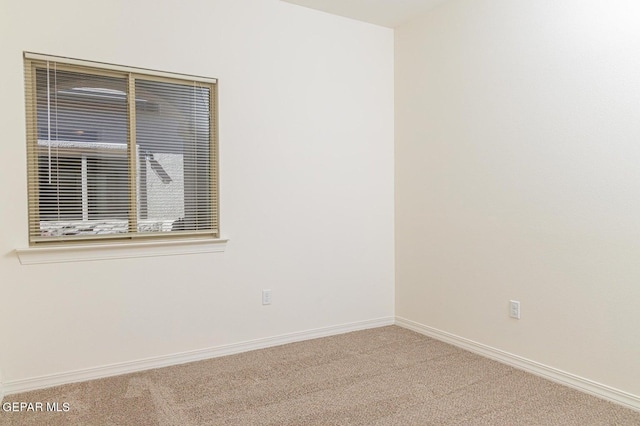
[1,326,639,425]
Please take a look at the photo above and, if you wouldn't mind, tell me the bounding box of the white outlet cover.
[509,300,520,319]
[262,289,272,305]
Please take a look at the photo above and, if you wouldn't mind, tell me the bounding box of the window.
[24,53,219,245]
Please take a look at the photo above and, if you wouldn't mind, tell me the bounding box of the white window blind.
[24,53,219,244]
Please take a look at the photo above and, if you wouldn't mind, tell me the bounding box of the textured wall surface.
[396,0,640,396]
[0,0,394,384]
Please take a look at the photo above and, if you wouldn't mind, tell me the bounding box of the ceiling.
[281,0,448,28]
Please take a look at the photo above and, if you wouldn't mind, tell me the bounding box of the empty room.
[0,0,639,424]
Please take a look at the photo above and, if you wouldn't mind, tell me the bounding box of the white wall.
[0,0,394,384]
[396,0,640,396]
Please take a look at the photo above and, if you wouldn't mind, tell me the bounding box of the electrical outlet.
[509,300,520,319]
[262,289,272,305]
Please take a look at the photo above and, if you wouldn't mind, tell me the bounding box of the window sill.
[15,238,229,265]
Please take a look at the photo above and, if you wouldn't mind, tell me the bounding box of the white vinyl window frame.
[18,52,227,263]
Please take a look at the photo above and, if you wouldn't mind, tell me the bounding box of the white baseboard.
[2,316,394,396]
[395,316,640,412]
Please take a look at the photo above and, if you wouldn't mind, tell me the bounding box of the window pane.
[135,79,212,233]
[35,68,129,237]
[38,155,82,221]
[87,156,129,220]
